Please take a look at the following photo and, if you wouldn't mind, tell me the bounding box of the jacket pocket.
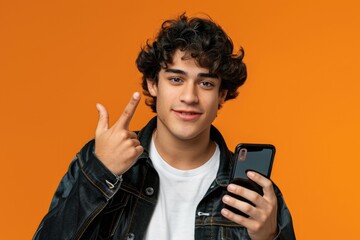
[219,225,251,240]
[196,217,251,240]
[98,192,130,239]
[210,217,251,240]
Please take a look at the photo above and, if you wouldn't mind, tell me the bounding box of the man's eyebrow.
[198,73,219,79]
[165,68,219,79]
[165,69,186,75]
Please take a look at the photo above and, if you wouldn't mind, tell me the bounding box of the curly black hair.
[136,13,247,112]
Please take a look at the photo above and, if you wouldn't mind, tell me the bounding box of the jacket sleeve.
[273,184,296,240]
[33,140,122,240]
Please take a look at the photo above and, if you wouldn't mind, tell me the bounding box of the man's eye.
[199,81,214,88]
[169,77,182,83]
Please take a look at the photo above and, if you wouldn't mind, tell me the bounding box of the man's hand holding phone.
[221,143,279,240]
[221,171,278,240]
[94,92,144,176]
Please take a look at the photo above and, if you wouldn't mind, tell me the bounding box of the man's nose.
[179,83,199,104]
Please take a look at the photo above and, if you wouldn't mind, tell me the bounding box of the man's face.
[147,50,227,141]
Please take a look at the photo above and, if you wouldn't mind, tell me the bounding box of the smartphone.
[226,143,276,217]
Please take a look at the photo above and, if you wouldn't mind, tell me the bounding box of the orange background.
[1,0,359,239]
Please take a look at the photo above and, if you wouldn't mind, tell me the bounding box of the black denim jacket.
[34,117,295,240]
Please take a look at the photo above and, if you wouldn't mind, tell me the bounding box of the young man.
[34,14,295,239]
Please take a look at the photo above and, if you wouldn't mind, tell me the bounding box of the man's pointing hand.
[95,92,144,175]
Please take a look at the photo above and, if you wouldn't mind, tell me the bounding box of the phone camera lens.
[238,148,247,161]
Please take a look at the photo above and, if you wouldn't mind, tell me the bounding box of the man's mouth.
[173,110,202,120]
[179,111,198,115]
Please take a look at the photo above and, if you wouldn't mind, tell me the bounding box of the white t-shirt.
[144,137,220,240]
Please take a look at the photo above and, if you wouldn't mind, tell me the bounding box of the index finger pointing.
[116,92,141,130]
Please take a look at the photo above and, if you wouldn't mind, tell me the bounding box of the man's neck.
[153,126,215,170]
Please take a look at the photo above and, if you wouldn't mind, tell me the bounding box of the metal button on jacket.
[145,187,154,196]
[127,233,135,240]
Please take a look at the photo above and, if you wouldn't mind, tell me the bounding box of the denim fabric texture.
[34,117,295,240]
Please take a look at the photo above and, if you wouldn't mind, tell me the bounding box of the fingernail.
[228,184,236,191]
[221,208,229,216]
[223,195,230,203]
[247,171,255,178]
[133,92,140,100]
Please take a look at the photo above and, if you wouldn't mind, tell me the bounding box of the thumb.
[95,103,109,135]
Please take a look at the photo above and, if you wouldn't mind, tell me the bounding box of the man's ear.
[146,79,158,97]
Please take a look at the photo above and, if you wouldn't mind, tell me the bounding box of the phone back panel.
[233,144,275,179]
